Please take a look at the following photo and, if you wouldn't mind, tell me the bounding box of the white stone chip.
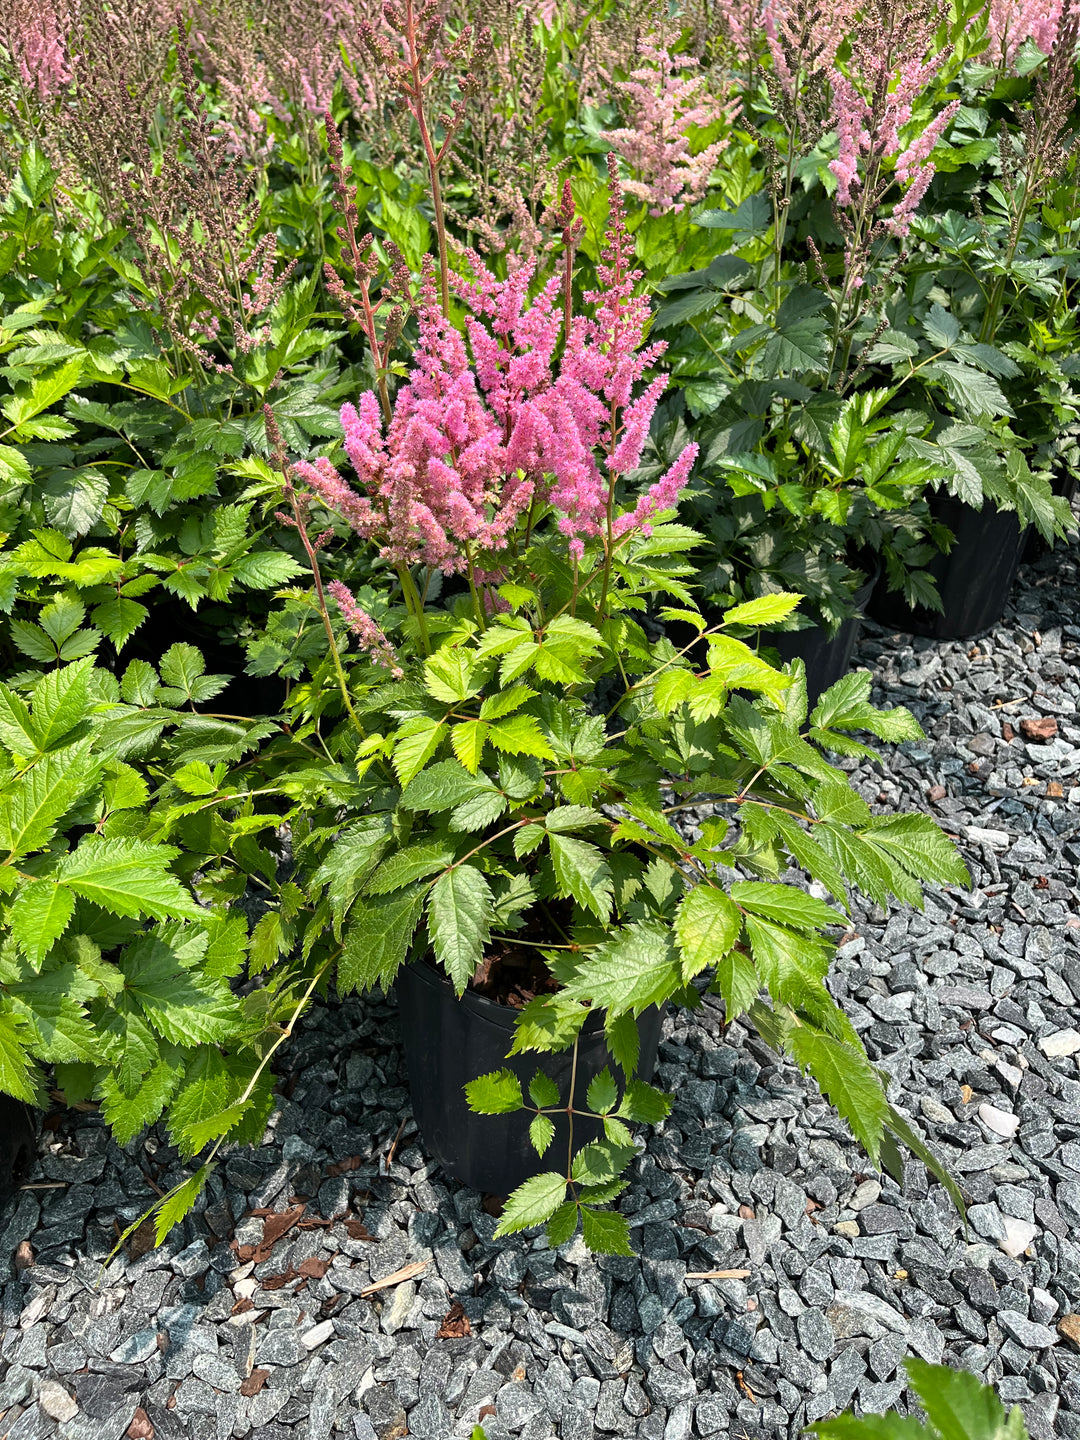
[1000,1216,1038,1259]
[963,825,1011,849]
[978,1103,1020,1139]
[37,1380,78,1423]
[1039,1029,1080,1058]
[301,1319,336,1350]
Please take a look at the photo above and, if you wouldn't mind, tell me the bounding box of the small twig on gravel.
[685,1269,751,1280]
[19,1182,67,1190]
[381,1117,408,1173]
[359,1261,428,1297]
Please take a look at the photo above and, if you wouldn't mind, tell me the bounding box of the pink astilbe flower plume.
[602,40,736,215]
[986,0,1077,67]
[327,580,404,677]
[1,0,72,100]
[825,1,959,265]
[296,156,697,579]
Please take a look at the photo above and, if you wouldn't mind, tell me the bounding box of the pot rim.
[402,953,608,1036]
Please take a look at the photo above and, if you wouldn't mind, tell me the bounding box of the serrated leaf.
[789,1025,886,1163]
[586,1067,618,1115]
[365,840,457,895]
[721,592,803,628]
[154,1164,212,1245]
[675,887,742,979]
[31,657,93,752]
[546,1201,579,1248]
[393,719,446,785]
[91,594,148,648]
[529,1113,555,1156]
[580,1207,634,1256]
[729,881,841,932]
[529,1071,561,1108]
[451,718,489,773]
[479,684,535,720]
[486,713,554,759]
[570,1137,637,1186]
[9,879,75,967]
[122,928,240,1044]
[494,1171,568,1236]
[712,949,760,1021]
[616,1079,671,1125]
[902,1359,1008,1440]
[561,922,681,1015]
[605,1010,641,1077]
[548,833,613,921]
[57,839,201,920]
[230,551,304,588]
[428,865,493,994]
[0,738,100,858]
[449,788,507,832]
[0,685,37,754]
[862,813,971,888]
[97,1052,182,1143]
[744,914,832,1014]
[339,885,427,992]
[0,1009,42,1103]
[464,1067,524,1114]
[401,758,487,812]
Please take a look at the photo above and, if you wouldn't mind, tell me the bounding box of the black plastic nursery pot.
[396,960,662,1197]
[768,567,879,706]
[0,1095,37,1204]
[869,494,1029,641]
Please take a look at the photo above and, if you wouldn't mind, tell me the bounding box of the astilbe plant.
[226,154,973,1257]
[602,38,736,215]
[985,0,1075,66]
[294,155,697,639]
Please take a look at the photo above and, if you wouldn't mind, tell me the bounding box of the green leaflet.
[711,949,760,1021]
[674,886,742,978]
[153,1164,213,1246]
[529,1113,555,1156]
[364,840,458,896]
[547,833,613,922]
[743,914,833,1015]
[0,737,99,858]
[339,884,427,993]
[586,1068,618,1115]
[789,1025,887,1163]
[529,1071,560,1108]
[56,839,202,921]
[560,923,682,1015]
[97,1053,183,1145]
[494,1171,568,1236]
[464,1067,523,1114]
[729,880,842,932]
[427,864,493,994]
[0,1009,42,1103]
[580,1207,634,1257]
[9,879,75,967]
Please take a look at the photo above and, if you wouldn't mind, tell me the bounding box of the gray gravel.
[2,539,1080,1440]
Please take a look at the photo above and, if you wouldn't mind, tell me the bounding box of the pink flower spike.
[327,580,403,678]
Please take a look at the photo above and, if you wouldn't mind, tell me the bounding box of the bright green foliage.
[808,1360,1029,1440]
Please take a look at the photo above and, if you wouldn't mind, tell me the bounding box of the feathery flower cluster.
[2,0,72,99]
[326,580,404,676]
[602,41,734,215]
[764,0,861,97]
[297,159,697,573]
[986,0,1071,66]
[827,1,957,247]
